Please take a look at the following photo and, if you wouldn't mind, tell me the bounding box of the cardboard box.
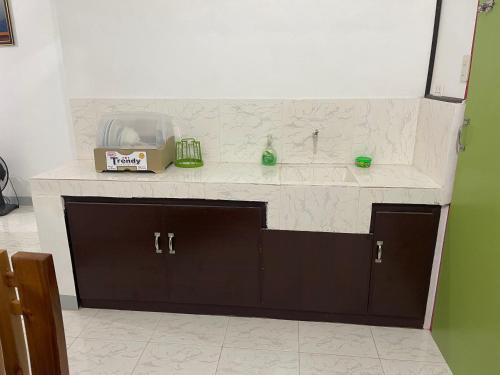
[94,136,175,173]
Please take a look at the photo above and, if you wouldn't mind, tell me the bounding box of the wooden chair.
[0,250,69,375]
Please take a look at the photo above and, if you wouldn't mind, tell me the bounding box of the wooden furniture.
[0,250,69,375]
[65,197,440,328]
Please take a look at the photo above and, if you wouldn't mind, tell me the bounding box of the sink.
[280,164,357,185]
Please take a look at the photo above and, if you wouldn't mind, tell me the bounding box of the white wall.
[0,0,74,197]
[430,0,477,99]
[55,0,437,99]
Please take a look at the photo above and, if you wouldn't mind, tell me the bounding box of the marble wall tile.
[70,98,422,165]
[151,182,205,199]
[201,162,280,185]
[220,100,283,163]
[352,99,419,165]
[204,183,281,229]
[280,185,359,233]
[31,179,61,196]
[157,100,221,162]
[281,100,363,164]
[357,188,441,233]
[413,99,465,196]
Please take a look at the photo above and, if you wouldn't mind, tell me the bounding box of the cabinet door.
[164,205,262,307]
[368,205,440,319]
[66,202,168,303]
[262,230,373,314]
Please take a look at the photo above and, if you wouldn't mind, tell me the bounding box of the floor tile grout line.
[297,321,301,375]
[215,316,231,374]
[128,341,149,375]
[128,310,162,375]
[370,326,387,375]
[64,308,100,341]
[370,326,382,359]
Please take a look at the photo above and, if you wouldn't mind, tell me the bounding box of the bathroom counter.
[32,160,439,189]
[30,160,448,299]
[32,160,444,235]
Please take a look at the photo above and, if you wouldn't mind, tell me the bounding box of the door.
[66,202,169,304]
[262,230,373,314]
[432,5,500,375]
[368,205,440,320]
[164,204,262,307]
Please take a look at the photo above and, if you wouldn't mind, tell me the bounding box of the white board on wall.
[55,0,437,98]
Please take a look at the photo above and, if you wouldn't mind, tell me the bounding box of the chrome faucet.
[313,129,319,155]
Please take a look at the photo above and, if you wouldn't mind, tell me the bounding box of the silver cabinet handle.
[154,232,162,254]
[168,233,175,255]
[375,241,383,264]
[457,117,470,153]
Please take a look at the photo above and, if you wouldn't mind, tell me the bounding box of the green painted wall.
[432,5,500,375]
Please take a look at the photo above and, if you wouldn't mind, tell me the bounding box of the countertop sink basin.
[280,164,357,186]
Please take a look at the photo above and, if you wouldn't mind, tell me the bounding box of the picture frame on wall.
[0,0,14,46]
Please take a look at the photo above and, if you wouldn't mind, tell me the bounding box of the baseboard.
[60,295,78,310]
[5,196,32,206]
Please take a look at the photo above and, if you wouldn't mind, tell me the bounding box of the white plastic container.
[94,112,175,173]
[96,112,173,149]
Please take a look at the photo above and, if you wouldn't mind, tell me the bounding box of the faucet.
[313,129,319,155]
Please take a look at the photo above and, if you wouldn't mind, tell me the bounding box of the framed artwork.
[0,0,14,46]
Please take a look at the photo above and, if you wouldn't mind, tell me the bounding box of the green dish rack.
[175,138,204,168]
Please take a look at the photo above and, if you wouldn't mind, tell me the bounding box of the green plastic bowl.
[355,156,372,168]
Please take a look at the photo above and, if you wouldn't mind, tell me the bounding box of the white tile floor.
[63,308,453,375]
[0,206,41,255]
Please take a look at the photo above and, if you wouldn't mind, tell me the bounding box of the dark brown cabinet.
[66,198,264,309]
[66,202,169,303]
[164,205,262,307]
[368,204,440,320]
[65,198,440,328]
[262,230,373,314]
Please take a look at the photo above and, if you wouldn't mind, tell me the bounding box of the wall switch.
[461,55,471,83]
[432,85,443,96]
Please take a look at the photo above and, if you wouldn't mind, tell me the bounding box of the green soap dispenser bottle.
[262,135,277,166]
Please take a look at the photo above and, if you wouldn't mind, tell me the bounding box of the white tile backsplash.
[156,100,221,162]
[220,100,283,163]
[413,98,465,201]
[70,98,421,165]
[352,99,419,165]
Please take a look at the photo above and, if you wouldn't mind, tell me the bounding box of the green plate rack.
[175,138,204,168]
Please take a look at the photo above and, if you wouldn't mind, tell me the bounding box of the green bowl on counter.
[355,156,372,168]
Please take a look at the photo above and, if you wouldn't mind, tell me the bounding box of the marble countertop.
[32,160,440,189]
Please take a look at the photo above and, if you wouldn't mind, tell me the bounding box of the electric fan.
[0,157,19,216]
